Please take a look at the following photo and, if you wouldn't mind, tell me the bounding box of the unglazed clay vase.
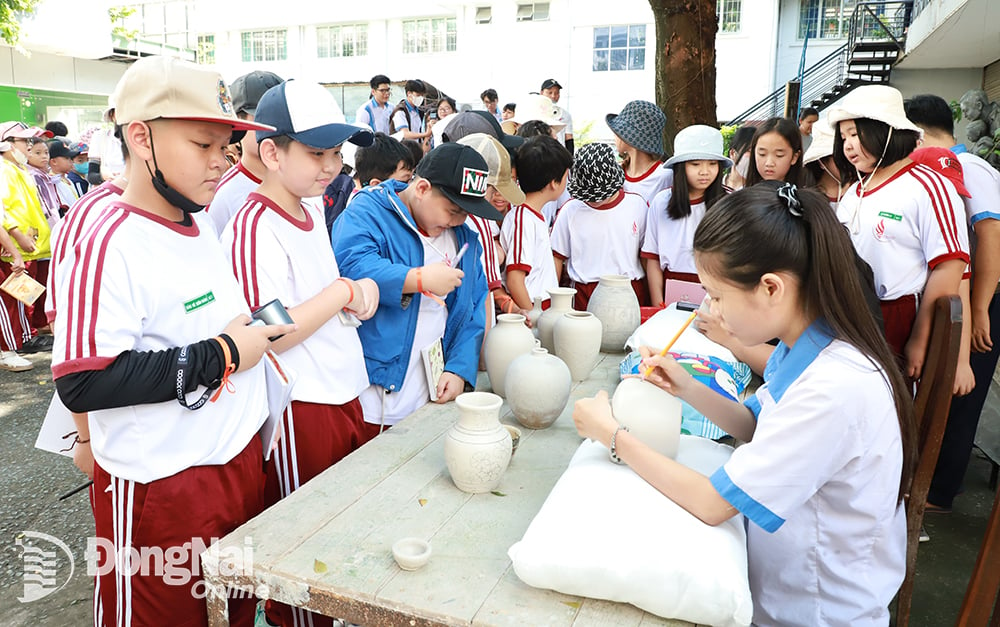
[536,287,576,352]
[587,274,641,352]
[527,297,544,339]
[444,392,513,493]
[505,347,572,429]
[610,377,682,460]
[483,313,535,398]
[553,311,603,382]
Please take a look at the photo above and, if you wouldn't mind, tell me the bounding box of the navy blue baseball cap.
[254,80,374,149]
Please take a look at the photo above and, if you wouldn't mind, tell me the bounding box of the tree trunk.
[648,0,719,155]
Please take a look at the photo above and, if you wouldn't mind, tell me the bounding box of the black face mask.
[145,126,207,215]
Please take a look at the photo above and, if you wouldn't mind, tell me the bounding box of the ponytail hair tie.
[777,182,803,217]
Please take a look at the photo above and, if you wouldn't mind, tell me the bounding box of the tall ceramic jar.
[536,287,577,353]
[505,346,572,429]
[483,313,535,398]
[553,311,603,382]
[610,378,682,460]
[444,392,513,493]
[587,275,641,352]
[527,297,544,339]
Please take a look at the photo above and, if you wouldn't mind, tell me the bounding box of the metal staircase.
[728,1,912,124]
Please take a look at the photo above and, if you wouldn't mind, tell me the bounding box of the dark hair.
[370,75,391,90]
[516,135,573,194]
[832,117,920,177]
[804,155,856,195]
[516,120,553,139]
[45,121,68,137]
[666,161,725,219]
[437,96,456,113]
[694,182,916,502]
[503,103,516,113]
[404,79,426,94]
[729,125,756,160]
[798,107,819,121]
[266,135,294,150]
[355,133,411,186]
[903,94,954,136]
[745,117,806,187]
[481,88,498,102]
[400,139,424,170]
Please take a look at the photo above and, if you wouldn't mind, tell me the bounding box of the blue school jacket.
[332,179,487,393]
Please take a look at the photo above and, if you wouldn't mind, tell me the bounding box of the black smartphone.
[251,298,293,341]
[676,301,700,312]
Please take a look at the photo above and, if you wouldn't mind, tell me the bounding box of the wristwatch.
[610,424,629,464]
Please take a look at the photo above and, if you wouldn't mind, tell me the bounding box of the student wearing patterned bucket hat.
[641,125,728,307]
[606,100,673,205]
[553,141,650,310]
[829,84,972,393]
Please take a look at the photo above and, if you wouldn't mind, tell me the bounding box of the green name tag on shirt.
[184,291,215,313]
[878,211,903,222]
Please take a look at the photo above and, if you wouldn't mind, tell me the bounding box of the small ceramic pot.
[483,313,535,398]
[536,287,576,352]
[505,347,572,429]
[444,392,512,493]
[392,538,432,571]
[587,274,641,352]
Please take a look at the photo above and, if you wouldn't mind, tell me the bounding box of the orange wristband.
[336,277,354,306]
[416,267,424,293]
[210,336,236,402]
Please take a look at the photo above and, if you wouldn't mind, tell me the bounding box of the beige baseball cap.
[457,133,526,206]
[113,56,274,134]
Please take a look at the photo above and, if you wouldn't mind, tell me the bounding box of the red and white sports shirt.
[500,203,559,302]
[205,161,261,237]
[640,188,708,275]
[550,190,647,283]
[623,162,674,205]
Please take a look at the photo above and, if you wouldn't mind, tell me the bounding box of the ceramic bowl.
[392,537,431,571]
[504,425,522,456]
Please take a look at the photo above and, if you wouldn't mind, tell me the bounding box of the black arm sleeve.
[564,137,575,156]
[87,160,103,186]
[55,337,236,413]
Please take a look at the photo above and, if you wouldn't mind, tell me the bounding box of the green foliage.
[720,124,738,157]
[574,119,596,147]
[0,0,40,48]
[949,100,962,123]
[109,5,138,41]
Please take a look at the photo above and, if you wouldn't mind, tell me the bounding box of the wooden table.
[201,353,697,626]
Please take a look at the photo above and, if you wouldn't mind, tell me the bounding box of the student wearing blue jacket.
[333,143,499,436]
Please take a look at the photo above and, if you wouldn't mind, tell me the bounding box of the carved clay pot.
[505,346,572,429]
[536,287,577,353]
[587,275,641,352]
[527,297,544,339]
[611,377,682,460]
[444,392,512,493]
[553,311,603,382]
[483,313,535,398]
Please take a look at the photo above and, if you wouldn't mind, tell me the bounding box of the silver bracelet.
[610,424,629,464]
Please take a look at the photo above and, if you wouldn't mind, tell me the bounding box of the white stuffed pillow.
[508,436,753,627]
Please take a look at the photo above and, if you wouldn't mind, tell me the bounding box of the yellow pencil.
[642,311,698,378]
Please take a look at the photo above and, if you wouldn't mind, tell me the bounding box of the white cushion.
[508,436,753,627]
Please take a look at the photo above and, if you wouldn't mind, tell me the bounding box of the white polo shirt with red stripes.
[206,161,262,237]
[836,162,969,300]
[500,203,559,302]
[223,193,368,404]
[51,203,267,484]
[623,161,674,205]
[550,190,647,283]
[640,189,708,275]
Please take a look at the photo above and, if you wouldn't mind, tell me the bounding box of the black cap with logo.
[416,143,503,220]
[540,78,563,90]
[231,70,284,115]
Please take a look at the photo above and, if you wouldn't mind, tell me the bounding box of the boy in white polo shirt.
[224,78,378,627]
[205,70,283,236]
[500,135,572,310]
[50,56,290,627]
[552,142,649,310]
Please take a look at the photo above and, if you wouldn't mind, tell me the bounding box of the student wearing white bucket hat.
[641,125,729,307]
[802,120,855,208]
[828,84,972,391]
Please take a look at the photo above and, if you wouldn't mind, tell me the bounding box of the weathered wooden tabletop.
[201,353,697,626]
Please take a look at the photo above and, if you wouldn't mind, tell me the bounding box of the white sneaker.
[0,350,33,371]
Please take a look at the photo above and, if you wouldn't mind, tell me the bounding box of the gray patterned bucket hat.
[567,142,625,203]
[606,100,666,157]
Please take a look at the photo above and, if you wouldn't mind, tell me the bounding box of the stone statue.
[959,89,1000,169]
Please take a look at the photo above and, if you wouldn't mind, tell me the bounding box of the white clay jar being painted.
[610,377,682,460]
[444,392,513,493]
[483,313,535,398]
[553,311,602,382]
[505,346,572,429]
[536,287,576,353]
[587,274,641,352]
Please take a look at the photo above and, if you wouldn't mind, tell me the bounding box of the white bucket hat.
[803,120,835,165]
[826,85,922,134]
[511,94,566,131]
[664,125,732,168]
